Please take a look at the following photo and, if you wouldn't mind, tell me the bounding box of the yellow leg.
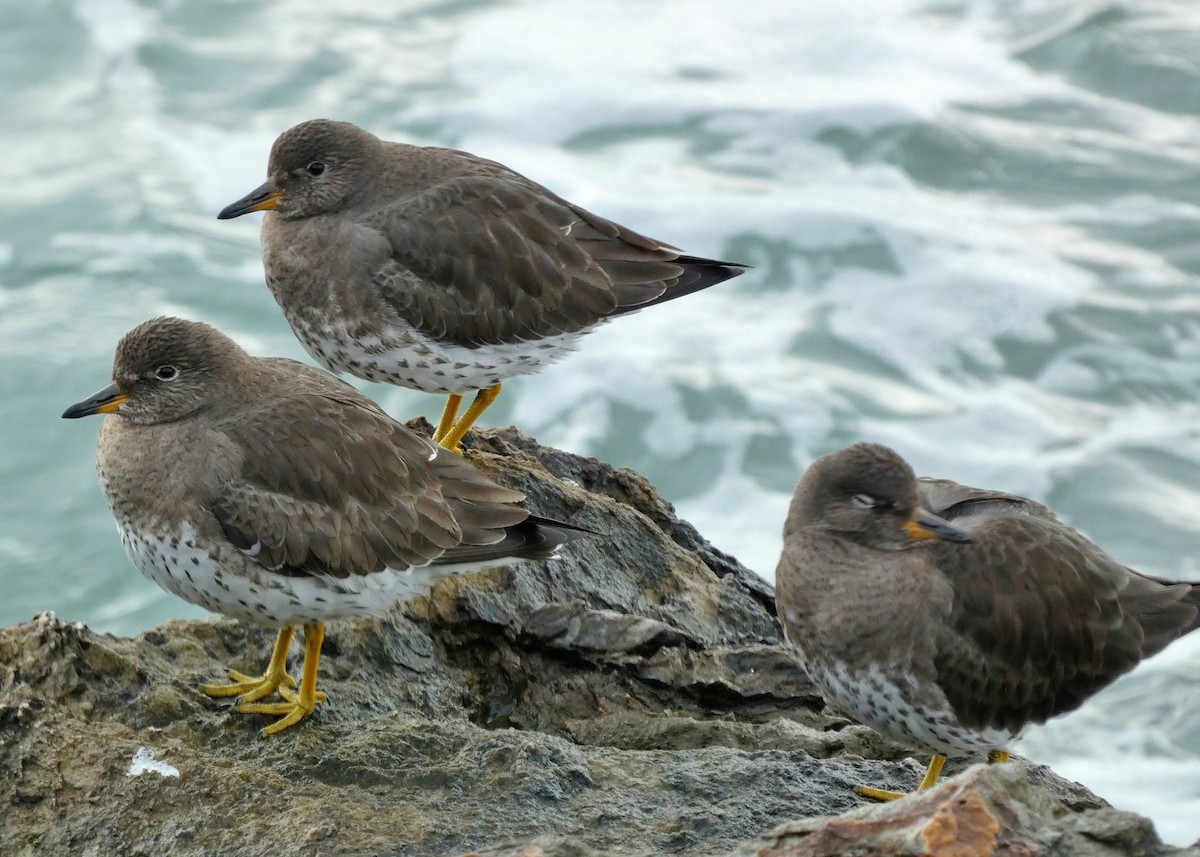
[438,384,502,453]
[433,394,463,444]
[917,754,947,789]
[199,626,299,703]
[988,750,1009,764]
[857,754,947,802]
[233,622,327,737]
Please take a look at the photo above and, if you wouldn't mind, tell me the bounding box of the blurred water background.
[3,0,1200,844]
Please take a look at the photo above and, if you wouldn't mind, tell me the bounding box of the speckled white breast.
[294,320,582,395]
[804,659,1018,757]
[116,521,510,627]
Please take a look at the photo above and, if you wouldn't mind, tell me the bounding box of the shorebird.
[218,119,745,452]
[63,316,587,735]
[775,442,1200,800]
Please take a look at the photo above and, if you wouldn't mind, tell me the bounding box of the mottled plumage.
[218,119,746,449]
[63,316,586,735]
[776,442,1200,798]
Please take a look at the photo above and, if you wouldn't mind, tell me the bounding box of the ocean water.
[3,0,1200,845]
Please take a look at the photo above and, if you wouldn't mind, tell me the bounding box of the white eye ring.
[851,493,876,509]
[155,365,179,382]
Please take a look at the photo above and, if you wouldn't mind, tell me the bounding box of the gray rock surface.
[1,425,1192,856]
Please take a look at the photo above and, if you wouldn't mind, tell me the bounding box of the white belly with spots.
[805,660,1017,757]
[297,321,582,395]
[116,522,505,627]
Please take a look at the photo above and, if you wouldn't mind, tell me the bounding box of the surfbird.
[775,441,1200,800]
[217,119,746,452]
[63,316,587,736]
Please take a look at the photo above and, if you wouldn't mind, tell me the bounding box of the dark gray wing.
[367,169,745,346]
[927,487,1200,733]
[209,390,534,579]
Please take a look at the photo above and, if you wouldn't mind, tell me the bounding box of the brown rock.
[921,792,999,857]
[0,427,1189,857]
[733,763,1178,857]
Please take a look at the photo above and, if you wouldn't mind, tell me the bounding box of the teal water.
[4,0,1200,844]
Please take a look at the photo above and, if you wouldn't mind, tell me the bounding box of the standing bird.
[63,317,586,736]
[218,119,745,452]
[775,442,1200,800]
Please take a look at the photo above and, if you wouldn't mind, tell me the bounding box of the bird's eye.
[851,493,876,509]
[306,161,326,177]
[154,365,179,382]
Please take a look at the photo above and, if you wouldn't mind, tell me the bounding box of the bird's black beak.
[217,181,282,219]
[904,507,974,544]
[62,382,129,419]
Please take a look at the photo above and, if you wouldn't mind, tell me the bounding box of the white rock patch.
[126,747,180,778]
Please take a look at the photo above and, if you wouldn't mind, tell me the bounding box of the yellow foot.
[234,696,323,737]
[855,785,907,802]
[988,750,1010,764]
[199,668,298,703]
[199,626,299,704]
[231,622,328,737]
[200,668,327,709]
[858,754,947,802]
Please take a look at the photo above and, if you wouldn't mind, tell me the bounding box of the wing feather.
[924,480,1199,733]
[207,384,534,581]
[363,169,743,346]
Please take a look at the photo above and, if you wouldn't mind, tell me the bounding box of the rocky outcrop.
[0,426,1191,856]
